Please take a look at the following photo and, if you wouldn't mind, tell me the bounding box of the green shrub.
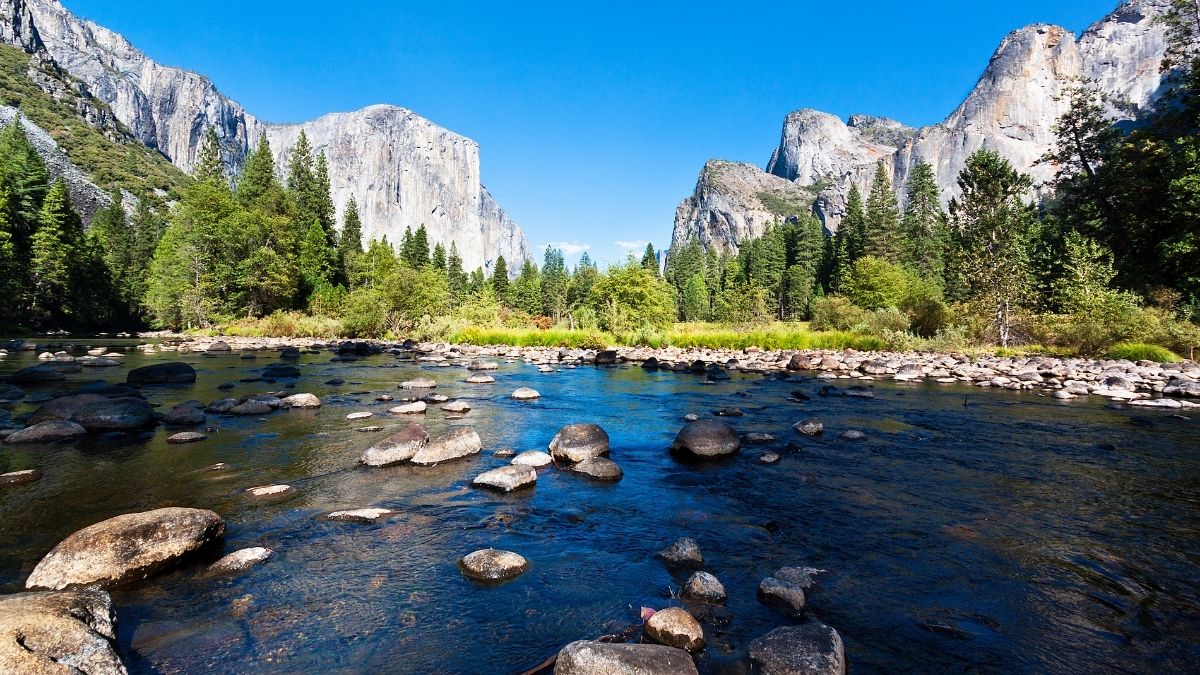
[341,288,388,338]
[844,256,914,310]
[810,296,867,331]
[1106,342,1181,363]
[856,308,910,336]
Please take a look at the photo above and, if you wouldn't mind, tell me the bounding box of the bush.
[1106,342,1181,363]
[844,256,913,310]
[341,288,388,338]
[856,308,910,336]
[810,296,867,331]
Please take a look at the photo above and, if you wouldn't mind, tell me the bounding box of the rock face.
[0,0,530,272]
[673,160,821,254]
[554,640,699,675]
[0,589,126,675]
[672,0,1172,246]
[26,507,225,590]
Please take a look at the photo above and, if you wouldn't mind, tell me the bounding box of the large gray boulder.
[127,362,196,385]
[410,427,482,466]
[26,507,225,590]
[27,393,108,425]
[671,420,740,458]
[548,423,609,463]
[472,464,537,492]
[644,607,705,653]
[361,424,430,466]
[458,548,529,582]
[0,589,126,675]
[747,623,846,675]
[7,363,66,384]
[554,640,698,674]
[69,398,155,431]
[5,420,87,444]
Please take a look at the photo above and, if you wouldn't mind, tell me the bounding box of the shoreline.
[7,333,1198,408]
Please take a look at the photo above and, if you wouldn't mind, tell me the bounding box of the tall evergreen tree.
[864,161,902,262]
[681,273,709,321]
[338,195,363,281]
[287,131,318,230]
[541,246,568,320]
[299,219,336,291]
[431,242,447,271]
[641,242,658,274]
[901,160,947,279]
[491,255,510,300]
[447,241,468,303]
[28,180,81,325]
[194,127,224,182]
[0,117,50,253]
[0,184,18,320]
[840,185,867,265]
[236,136,286,212]
[313,150,336,240]
[509,259,543,315]
[400,225,430,267]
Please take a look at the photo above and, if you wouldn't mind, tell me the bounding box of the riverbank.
[8,334,1198,407]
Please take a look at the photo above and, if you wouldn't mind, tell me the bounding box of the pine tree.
[840,185,867,265]
[299,219,336,291]
[237,136,284,211]
[314,150,336,240]
[0,184,17,319]
[0,117,50,252]
[509,259,543,315]
[641,242,658,274]
[491,255,509,300]
[431,242,447,271]
[88,191,136,318]
[29,180,81,325]
[864,162,902,262]
[339,196,363,255]
[541,246,568,320]
[194,127,224,181]
[901,160,947,279]
[447,241,468,302]
[681,273,709,321]
[287,131,318,229]
[411,225,430,267]
[569,253,599,310]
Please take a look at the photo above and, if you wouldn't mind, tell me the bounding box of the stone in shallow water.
[245,484,294,500]
[441,400,472,414]
[389,401,426,414]
[5,420,87,444]
[745,432,775,444]
[571,456,623,481]
[281,392,321,408]
[472,464,537,492]
[0,589,124,675]
[548,423,609,463]
[208,547,273,575]
[423,393,450,403]
[26,507,225,590]
[229,401,272,416]
[554,640,698,675]
[511,387,540,400]
[400,377,437,389]
[511,450,552,468]
[127,362,196,385]
[644,606,706,653]
[747,622,846,675]
[410,427,482,466]
[839,430,867,441]
[346,411,373,420]
[361,424,429,466]
[166,431,207,444]
[0,469,42,486]
[656,537,703,569]
[458,548,529,582]
[325,508,395,523]
[671,420,740,458]
[682,571,726,603]
[794,418,824,435]
[759,452,781,464]
[465,374,495,384]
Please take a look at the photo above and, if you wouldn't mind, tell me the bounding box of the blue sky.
[65,0,1118,265]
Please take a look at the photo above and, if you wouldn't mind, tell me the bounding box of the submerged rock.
[410,427,482,466]
[325,508,395,523]
[682,571,727,603]
[554,640,698,675]
[229,401,272,416]
[0,469,43,486]
[458,548,529,582]
[747,622,846,675]
[245,484,294,500]
[548,423,610,463]
[745,432,775,444]
[794,418,824,436]
[839,430,867,441]
[644,606,706,653]
[0,589,125,675]
[127,362,196,385]
[166,431,207,444]
[656,537,703,569]
[26,507,225,590]
[208,547,273,575]
[361,424,429,466]
[400,377,437,389]
[671,420,740,458]
[5,420,86,444]
[472,464,537,492]
[70,398,155,431]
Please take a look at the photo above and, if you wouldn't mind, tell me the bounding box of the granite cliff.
[675,0,1172,250]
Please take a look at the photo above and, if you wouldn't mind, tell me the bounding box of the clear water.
[1,343,1198,673]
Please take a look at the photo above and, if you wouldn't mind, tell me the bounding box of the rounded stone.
[554,640,698,675]
[759,452,781,464]
[511,450,553,468]
[472,464,537,492]
[361,424,429,466]
[840,430,867,441]
[682,571,726,603]
[571,456,623,481]
[0,589,124,675]
[671,420,740,458]
[644,607,706,652]
[400,377,437,389]
[325,508,395,523]
[346,411,373,420]
[390,401,427,414]
[458,548,529,582]
[410,427,482,466]
[511,387,540,400]
[245,484,294,500]
[655,537,703,569]
[465,374,495,384]
[548,423,610,463]
[166,431,207,444]
[5,420,87,444]
[281,393,321,408]
[747,623,846,675]
[794,418,824,436]
[127,362,196,385]
[0,469,43,486]
[25,507,225,590]
[69,397,155,431]
[441,400,472,414]
[208,547,273,575]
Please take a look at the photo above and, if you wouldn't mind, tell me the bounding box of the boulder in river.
[548,423,609,463]
[839,430,867,441]
[400,377,437,389]
[390,401,427,414]
[410,427,482,466]
[0,469,43,486]
[465,374,495,384]
[325,508,395,523]
[166,431,207,444]
[511,387,540,400]
[245,485,294,501]
[644,606,706,653]
[682,571,727,603]
[163,403,206,427]
[511,450,553,468]
[671,420,740,458]
[747,622,846,675]
[554,640,698,675]
[794,418,824,436]
[594,349,618,365]
[441,400,472,414]
[207,547,273,575]
[69,397,155,431]
[27,393,108,424]
[472,464,537,492]
[570,456,623,481]
[0,589,125,675]
[5,420,87,444]
[25,507,225,590]
[127,362,196,385]
[7,363,68,384]
[281,393,321,408]
[467,360,499,371]
[361,424,429,466]
[229,401,272,416]
[458,548,529,582]
[655,537,703,569]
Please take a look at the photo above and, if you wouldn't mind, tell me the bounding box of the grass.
[0,44,190,200]
[451,322,887,352]
[1105,342,1181,363]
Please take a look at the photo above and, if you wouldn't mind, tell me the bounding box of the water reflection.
[1,342,1198,672]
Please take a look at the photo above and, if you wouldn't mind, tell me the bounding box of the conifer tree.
[194,127,224,182]
[237,136,282,210]
[541,246,568,320]
[314,150,336,240]
[901,160,947,279]
[299,219,336,291]
[864,161,902,262]
[447,241,468,303]
[287,131,318,229]
[491,255,509,300]
[641,242,658,274]
[0,117,50,250]
[509,259,543,314]
[840,185,867,266]
[431,242,447,271]
[681,273,709,321]
[0,184,17,318]
[28,180,81,325]
[339,196,363,255]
